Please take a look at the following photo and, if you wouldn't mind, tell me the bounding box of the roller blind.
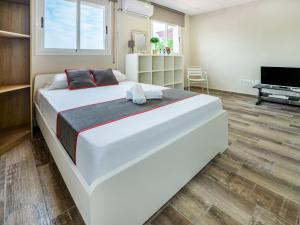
[151,3,185,27]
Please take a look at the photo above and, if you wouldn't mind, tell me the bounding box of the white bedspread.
[36,81,223,185]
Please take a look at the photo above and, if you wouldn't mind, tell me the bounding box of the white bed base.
[34,74,228,225]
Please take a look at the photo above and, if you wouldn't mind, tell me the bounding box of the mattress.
[36,81,223,185]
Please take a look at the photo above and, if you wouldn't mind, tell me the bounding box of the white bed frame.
[33,74,228,225]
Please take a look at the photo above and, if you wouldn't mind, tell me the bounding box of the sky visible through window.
[81,1,105,50]
[44,0,104,50]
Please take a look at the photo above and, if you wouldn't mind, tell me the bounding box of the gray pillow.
[65,69,96,90]
[91,69,119,86]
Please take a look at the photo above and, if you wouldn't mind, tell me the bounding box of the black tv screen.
[261,66,300,88]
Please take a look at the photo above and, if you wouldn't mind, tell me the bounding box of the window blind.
[151,3,185,27]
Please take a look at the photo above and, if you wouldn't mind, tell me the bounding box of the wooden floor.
[1,90,300,225]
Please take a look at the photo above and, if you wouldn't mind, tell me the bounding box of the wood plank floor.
[1,89,300,225]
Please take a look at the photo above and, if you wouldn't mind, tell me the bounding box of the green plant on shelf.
[150,37,160,54]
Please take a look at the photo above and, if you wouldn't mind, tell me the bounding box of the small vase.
[152,50,158,55]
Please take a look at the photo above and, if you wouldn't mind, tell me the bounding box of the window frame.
[36,0,111,56]
[151,20,182,55]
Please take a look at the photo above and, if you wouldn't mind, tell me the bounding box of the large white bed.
[34,74,228,225]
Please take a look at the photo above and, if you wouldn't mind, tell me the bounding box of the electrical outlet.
[240,79,258,89]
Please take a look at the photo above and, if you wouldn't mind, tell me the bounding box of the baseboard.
[188,86,256,98]
[210,88,256,98]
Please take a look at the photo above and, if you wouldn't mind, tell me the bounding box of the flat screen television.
[261,66,300,88]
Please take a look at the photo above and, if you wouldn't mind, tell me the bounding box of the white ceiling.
[150,0,258,15]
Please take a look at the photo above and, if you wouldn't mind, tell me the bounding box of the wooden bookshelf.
[0,30,30,38]
[0,0,30,154]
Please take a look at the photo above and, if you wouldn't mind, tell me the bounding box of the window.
[37,0,111,55]
[152,21,181,54]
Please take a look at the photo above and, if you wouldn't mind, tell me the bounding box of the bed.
[34,74,228,225]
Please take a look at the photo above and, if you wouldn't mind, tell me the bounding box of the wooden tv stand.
[253,84,300,107]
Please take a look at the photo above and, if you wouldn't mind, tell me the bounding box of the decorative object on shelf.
[128,40,135,54]
[165,47,171,55]
[159,46,167,55]
[159,48,163,55]
[132,30,148,53]
[150,37,160,55]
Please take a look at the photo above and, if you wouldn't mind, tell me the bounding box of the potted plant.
[150,37,160,55]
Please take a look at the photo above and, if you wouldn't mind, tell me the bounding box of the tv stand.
[253,84,300,107]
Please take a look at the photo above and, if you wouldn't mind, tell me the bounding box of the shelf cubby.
[0,89,30,129]
[174,83,184,90]
[138,56,152,72]
[138,72,152,85]
[174,56,183,70]
[153,71,164,86]
[152,56,164,71]
[174,70,184,84]
[0,125,30,154]
[164,71,174,86]
[164,56,174,71]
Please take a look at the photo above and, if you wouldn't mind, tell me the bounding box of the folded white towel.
[144,89,163,99]
[130,84,146,104]
[127,89,163,100]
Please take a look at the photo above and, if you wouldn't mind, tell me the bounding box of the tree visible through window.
[152,21,180,54]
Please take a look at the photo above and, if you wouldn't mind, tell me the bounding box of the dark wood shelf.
[0,84,30,94]
[0,125,30,155]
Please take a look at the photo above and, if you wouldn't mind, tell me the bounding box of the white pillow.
[113,70,127,82]
[46,73,68,90]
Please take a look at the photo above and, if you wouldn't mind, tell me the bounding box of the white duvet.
[36,81,223,184]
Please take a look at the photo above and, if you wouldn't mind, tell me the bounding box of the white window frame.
[36,0,111,55]
[151,20,182,55]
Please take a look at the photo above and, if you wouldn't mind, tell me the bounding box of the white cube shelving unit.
[126,54,184,90]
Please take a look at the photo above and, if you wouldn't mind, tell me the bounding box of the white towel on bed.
[130,84,146,104]
[127,88,163,100]
[145,89,163,99]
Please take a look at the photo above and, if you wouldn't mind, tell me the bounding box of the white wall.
[116,12,151,73]
[190,0,300,95]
